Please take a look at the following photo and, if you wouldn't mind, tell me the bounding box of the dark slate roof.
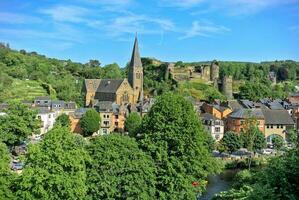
[200,113,220,121]
[129,36,142,69]
[96,79,123,93]
[35,96,51,101]
[229,108,264,119]
[65,102,76,110]
[73,108,89,119]
[94,101,113,112]
[240,100,255,109]
[226,100,242,110]
[262,109,294,125]
[268,102,284,110]
[37,107,51,114]
[51,100,65,109]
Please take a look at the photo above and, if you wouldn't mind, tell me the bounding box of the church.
[83,36,144,107]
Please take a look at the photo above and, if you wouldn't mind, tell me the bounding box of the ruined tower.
[210,60,219,82]
[128,36,143,103]
[222,75,233,99]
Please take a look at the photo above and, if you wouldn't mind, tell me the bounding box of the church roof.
[96,79,124,93]
[130,36,142,69]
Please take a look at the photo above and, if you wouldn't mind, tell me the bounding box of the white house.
[200,113,225,142]
[37,107,57,135]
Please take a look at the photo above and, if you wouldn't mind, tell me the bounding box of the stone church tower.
[128,36,143,103]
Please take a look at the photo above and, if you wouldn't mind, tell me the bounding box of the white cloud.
[180,21,230,39]
[160,0,299,15]
[0,12,42,24]
[105,14,175,36]
[40,5,89,23]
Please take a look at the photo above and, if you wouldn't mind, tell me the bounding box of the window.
[136,73,141,79]
[115,115,119,119]
[115,122,119,126]
[271,125,273,129]
[122,92,129,102]
[107,115,110,118]
[103,114,106,118]
[103,121,110,126]
[215,127,220,132]
[281,125,283,128]
[215,134,220,140]
[267,125,269,129]
[277,125,279,129]
[48,114,51,118]
[214,121,221,125]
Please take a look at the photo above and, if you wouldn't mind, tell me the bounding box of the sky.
[0,0,299,67]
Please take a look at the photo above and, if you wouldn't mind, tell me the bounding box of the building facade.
[201,113,224,142]
[226,108,265,133]
[83,37,143,107]
[262,109,295,143]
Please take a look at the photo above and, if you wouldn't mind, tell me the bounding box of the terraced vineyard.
[1,79,49,101]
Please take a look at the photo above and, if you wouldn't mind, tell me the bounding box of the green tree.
[86,134,156,199]
[125,112,142,136]
[138,93,221,199]
[287,129,298,146]
[55,113,71,128]
[241,118,266,152]
[80,109,101,137]
[16,126,89,200]
[102,63,124,79]
[272,135,284,150]
[219,132,242,154]
[0,142,15,199]
[0,101,40,146]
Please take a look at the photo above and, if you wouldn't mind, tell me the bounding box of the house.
[94,101,116,135]
[36,107,57,134]
[202,103,232,119]
[262,109,295,143]
[223,100,242,111]
[83,36,144,107]
[287,93,299,105]
[69,108,89,134]
[200,113,224,142]
[226,108,265,133]
[33,96,51,108]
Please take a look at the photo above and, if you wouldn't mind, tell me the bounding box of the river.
[198,169,239,200]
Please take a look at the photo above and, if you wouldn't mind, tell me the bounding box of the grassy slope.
[5,79,48,101]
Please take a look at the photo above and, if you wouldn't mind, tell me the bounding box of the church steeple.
[130,36,142,69]
[128,35,143,104]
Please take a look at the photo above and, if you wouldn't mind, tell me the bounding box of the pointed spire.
[130,35,142,68]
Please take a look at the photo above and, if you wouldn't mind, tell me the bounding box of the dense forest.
[0,43,298,105]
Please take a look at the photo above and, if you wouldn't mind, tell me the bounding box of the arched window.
[136,73,141,79]
[122,91,129,102]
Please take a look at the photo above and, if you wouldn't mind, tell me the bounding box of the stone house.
[226,108,265,133]
[262,109,295,143]
[202,103,232,120]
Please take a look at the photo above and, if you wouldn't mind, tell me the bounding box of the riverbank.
[199,169,239,200]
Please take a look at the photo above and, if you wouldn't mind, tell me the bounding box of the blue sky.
[0,0,299,67]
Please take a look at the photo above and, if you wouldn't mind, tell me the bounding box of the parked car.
[11,162,24,170]
[261,148,275,155]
